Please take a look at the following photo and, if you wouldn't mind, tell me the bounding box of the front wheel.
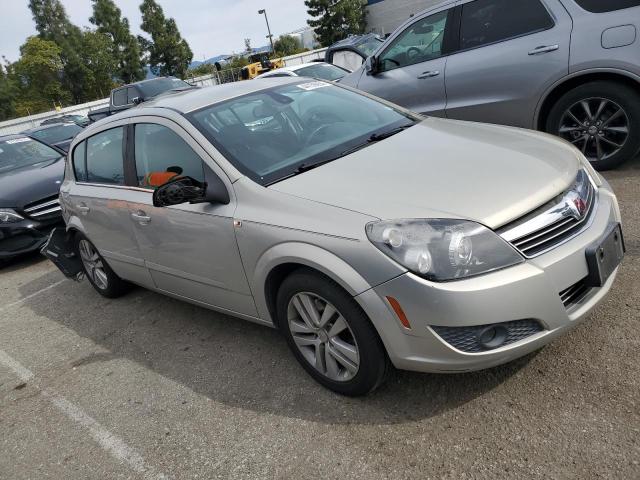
[546,81,640,171]
[277,271,389,396]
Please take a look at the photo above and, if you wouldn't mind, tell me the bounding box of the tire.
[546,81,640,171]
[74,234,131,298]
[276,270,389,396]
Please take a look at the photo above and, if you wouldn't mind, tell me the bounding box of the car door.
[67,123,154,287]
[356,6,457,116]
[125,118,257,317]
[444,0,572,128]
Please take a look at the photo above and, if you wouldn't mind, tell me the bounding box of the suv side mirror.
[365,55,378,75]
[152,167,230,208]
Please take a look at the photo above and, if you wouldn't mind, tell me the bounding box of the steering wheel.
[407,47,422,62]
[302,107,341,129]
[304,124,334,147]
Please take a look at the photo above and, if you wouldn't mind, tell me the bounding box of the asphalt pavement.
[1,160,638,479]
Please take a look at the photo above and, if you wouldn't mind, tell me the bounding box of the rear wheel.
[547,81,640,171]
[277,270,389,396]
[75,234,130,298]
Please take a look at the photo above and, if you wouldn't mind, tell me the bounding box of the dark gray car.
[340,0,640,170]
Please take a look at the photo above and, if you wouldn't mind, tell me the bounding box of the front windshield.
[189,81,417,185]
[0,137,61,174]
[29,124,82,144]
[139,78,191,97]
[295,64,348,81]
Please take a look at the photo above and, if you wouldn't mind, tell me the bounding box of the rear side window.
[134,123,205,189]
[112,88,127,107]
[86,127,125,185]
[460,0,554,50]
[72,141,87,182]
[573,0,640,12]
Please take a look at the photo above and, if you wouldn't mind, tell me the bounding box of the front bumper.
[355,185,622,373]
[0,218,61,259]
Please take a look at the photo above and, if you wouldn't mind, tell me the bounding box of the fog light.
[477,325,508,350]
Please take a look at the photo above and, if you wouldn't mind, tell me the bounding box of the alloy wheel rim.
[558,97,630,163]
[78,240,108,290]
[287,292,360,382]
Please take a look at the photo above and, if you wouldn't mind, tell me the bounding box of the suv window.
[379,10,450,72]
[112,88,128,107]
[573,0,640,12]
[126,87,139,104]
[460,0,554,50]
[134,123,205,189]
[72,141,87,182]
[86,127,125,185]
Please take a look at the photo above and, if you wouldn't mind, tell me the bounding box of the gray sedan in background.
[340,0,640,170]
[55,78,623,395]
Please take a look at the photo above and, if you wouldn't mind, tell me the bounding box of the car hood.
[270,118,582,229]
[0,157,65,209]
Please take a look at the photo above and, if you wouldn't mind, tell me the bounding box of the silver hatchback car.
[340,0,640,171]
[59,79,624,395]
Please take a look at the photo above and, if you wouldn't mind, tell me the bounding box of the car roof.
[21,122,79,134]
[141,76,303,114]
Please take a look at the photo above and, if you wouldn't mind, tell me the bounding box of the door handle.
[131,211,151,224]
[417,70,440,79]
[77,203,90,214]
[528,44,559,55]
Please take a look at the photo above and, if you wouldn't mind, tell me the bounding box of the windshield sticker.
[5,137,32,144]
[298,81,331,91]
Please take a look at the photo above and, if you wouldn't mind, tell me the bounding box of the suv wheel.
[547,81,640,171]
[277,270,389,396]
[75,234,130,298]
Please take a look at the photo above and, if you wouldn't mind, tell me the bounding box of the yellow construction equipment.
[241,53,285,80]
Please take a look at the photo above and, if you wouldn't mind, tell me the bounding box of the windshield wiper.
[294,124,414,175]
[368,124,413,142]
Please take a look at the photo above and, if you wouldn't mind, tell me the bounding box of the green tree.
[273,35,305,57]
[139,0,193,78]
[80,30,117,99]
[11,36,70,116]
[28,0,88,103]
[305,0,367,47]
[0,61,18,121]
[186,63,215,78]
[90,0,145,83]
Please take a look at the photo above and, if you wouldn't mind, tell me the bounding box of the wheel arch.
[253,242,375,328]
[535,69,640,131]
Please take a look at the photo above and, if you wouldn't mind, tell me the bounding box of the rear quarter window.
[573,0,640,13]
[72,141,87,182]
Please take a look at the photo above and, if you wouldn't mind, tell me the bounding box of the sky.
[0,0,311,63]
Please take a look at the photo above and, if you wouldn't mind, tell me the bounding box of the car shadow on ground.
[18,272,538,426]
[0,251,46,273]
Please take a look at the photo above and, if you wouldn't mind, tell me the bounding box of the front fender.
[252,241,375,324]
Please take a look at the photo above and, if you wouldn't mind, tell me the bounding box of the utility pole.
[258,9,275,54]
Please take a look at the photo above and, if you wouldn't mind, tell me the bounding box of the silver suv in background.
[340,0,640,170]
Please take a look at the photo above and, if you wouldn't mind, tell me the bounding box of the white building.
[287,27,319,50]
[366,0,441,36]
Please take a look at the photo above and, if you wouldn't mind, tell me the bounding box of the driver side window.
[379,10,450,72]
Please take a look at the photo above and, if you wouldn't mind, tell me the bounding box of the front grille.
[559,277,591,309]
[431,319,544,353]
[22,195,61,220]
[499,170,596,258]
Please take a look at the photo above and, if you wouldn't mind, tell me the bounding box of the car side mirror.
[152,167,230,208]
[365,56,378,75]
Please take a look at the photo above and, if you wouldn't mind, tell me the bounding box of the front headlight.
[366,219,524,282]
[0,209,24,224]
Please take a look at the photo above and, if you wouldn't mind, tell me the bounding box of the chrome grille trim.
[22,195,61,219]
[499,170,597,258]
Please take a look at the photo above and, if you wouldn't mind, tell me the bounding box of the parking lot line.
[0,279,66,313]
[0,348,168,480]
